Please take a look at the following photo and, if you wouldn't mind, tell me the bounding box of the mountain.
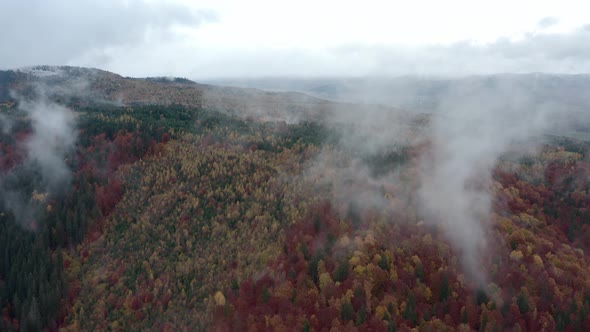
[1,66,400,124]
[209,74,590,141]
[1,66,590,331]
[207,74,590,112]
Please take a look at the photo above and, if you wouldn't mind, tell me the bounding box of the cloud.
[21,95,77,189]
[298,74,590,286]
[0,0,216,69]
[0,87,77,228]
[194,23,590,79]
[416,81,554,284]
[1,1,590,79]
[493,27,590,61]
[537,16,559,29]
[0,113,13,134]
[328,24,590,77]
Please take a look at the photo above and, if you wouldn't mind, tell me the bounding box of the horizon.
[9,64,590,82]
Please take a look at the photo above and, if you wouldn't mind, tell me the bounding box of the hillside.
[210,75,590,140]
[208,74,590,113]
[0,67,589,331]
[1,66,383,124]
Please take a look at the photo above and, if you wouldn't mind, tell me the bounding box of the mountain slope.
[0,66,342,123]
[1,66,590,331]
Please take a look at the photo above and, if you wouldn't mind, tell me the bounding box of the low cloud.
[21,96,77,189]
[301,76,590,286]
[0,88,77,228]
[416,82,553,284]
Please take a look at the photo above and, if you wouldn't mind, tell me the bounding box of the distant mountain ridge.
[208,74,590,140]
[2,66,589,140]
[208,73,590,113]
[6,67,590,115]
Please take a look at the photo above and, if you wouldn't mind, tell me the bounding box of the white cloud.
[0,0,216,70]
[2,0,590,78]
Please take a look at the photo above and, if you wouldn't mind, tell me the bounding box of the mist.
[0,113,13,134]
[4,0,590,329]
[21,97,77,189]
[417,82,555,284]
[0,91,77,227]
[299,75,590,286]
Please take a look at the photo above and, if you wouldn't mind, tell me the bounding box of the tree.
[517,291,529,314]
[404,291,417,325]
[439,273,450,301]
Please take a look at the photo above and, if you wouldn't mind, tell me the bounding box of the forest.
[0,96,589,332]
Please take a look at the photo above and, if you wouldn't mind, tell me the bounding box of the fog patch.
[0,90,77,228]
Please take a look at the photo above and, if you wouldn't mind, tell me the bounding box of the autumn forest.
[1,68,590,332]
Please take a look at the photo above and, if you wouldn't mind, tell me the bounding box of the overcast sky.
[1,0,590,79]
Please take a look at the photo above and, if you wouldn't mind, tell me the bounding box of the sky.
[1,0,590,79]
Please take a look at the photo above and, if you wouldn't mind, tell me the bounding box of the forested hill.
[0,66,590,331]
[0,65,356,124]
